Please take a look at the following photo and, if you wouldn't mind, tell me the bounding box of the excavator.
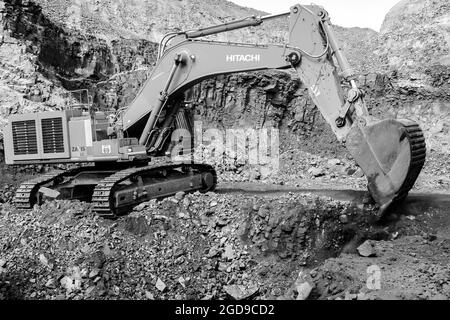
[3,4,426,218]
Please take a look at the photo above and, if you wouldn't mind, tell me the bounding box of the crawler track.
[91,162,217,218]
[14,170,67,209]
[13,161,217,218]
[13,166,101,209]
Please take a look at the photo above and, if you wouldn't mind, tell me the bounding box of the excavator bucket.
[346,118,426,215]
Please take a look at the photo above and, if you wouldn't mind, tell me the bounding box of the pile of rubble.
[0,191,381,300]
[2,188,448,300]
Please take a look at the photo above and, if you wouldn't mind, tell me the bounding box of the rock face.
[0,38,71,136]
[3,0,158,88]
[333,25,382,74]
[31,0,380,74]
[36,0,288,44]
[379,0,450,73]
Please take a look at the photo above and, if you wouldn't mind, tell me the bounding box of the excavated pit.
[0,188,397,300]
[2,181,448,300]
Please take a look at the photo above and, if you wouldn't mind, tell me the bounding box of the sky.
[228,0,401,31]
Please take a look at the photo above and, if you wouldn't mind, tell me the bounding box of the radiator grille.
[12,120,38,155]
[42,117,65,154]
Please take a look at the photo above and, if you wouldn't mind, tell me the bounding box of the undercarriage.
[14,159,217,218]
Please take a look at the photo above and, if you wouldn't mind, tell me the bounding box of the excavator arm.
[118,3,425,214]
[122,5,359,141]
[121,42,294,140]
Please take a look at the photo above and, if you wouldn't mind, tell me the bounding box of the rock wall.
[186,71,341,156]
[0,1,73,140]
[185,69,450,157]
[379,0,450,74]
[3,0,158,90]
[35,0,288,44]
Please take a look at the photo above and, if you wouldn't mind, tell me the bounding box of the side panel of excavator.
[3,109,146,165]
